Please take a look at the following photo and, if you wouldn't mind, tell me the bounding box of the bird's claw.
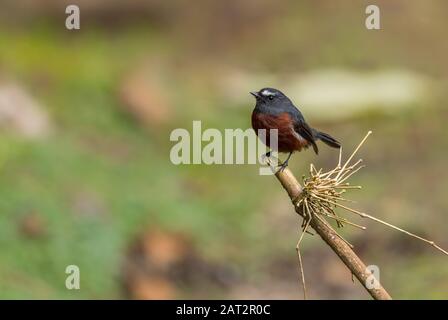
[261,151,271,163]
[277,161,289,172]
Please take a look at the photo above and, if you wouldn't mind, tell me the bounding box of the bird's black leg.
[279,152,293,172]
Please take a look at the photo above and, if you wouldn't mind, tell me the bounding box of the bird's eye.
[268,95,274,100]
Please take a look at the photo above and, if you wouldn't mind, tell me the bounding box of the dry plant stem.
[273,166,392,300]
[296,205,312,300]
[296,236,308,300]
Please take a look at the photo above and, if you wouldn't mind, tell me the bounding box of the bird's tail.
[315,131,341,149]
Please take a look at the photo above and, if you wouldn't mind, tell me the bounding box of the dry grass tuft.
[289,131,448,299]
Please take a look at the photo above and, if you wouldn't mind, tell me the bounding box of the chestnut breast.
[251,111,309,152]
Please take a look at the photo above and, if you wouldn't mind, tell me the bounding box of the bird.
[251,87,341,170]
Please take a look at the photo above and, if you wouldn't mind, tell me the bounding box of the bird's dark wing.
[293,118,319,154]
[282,102,319,154]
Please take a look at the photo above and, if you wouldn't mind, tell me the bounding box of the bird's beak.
[250,91,260,98]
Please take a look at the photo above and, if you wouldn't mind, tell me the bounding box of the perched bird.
[251,87,340,170]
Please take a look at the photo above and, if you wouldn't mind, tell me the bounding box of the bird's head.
[250,88,290,108]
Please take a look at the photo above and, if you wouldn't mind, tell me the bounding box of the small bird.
[251,87,341,170]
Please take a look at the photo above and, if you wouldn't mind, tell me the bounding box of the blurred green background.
[0,0,447,299]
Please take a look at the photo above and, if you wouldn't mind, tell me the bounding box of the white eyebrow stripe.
[261,89,275,96]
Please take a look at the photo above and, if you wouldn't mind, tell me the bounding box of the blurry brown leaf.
[119,68,172,129]
[139,229,190,268]
[19,212,47,239]
[125,269,176,300]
